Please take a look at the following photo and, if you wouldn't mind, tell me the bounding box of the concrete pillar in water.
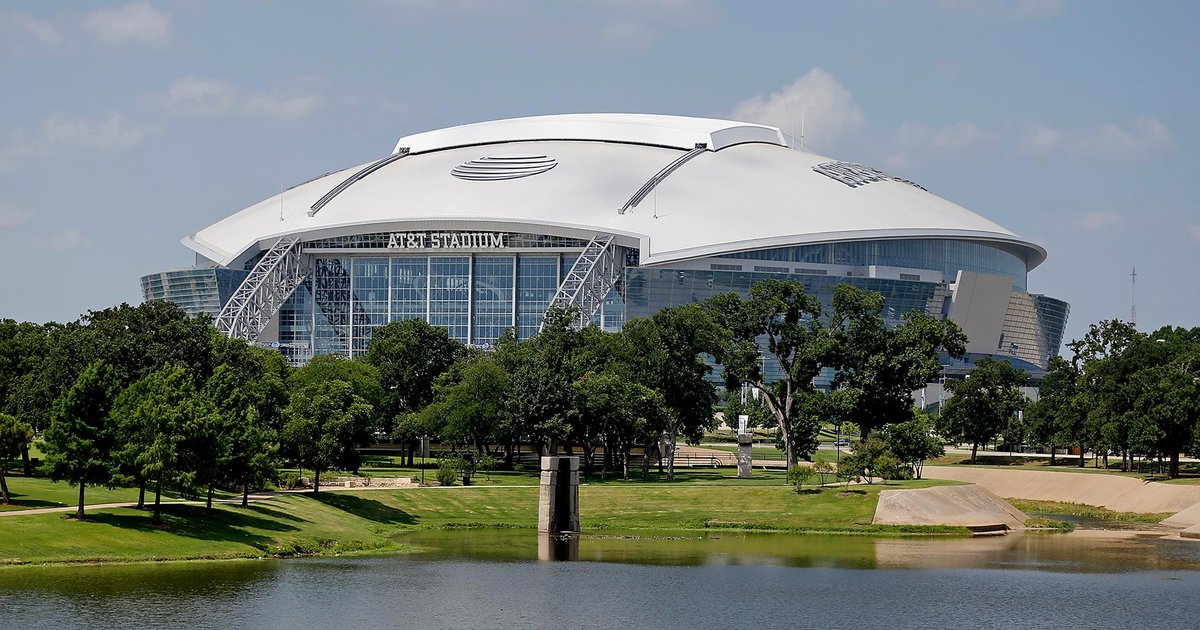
[537,532,580,561]
[538,456,580,533]
[737,433,753,478]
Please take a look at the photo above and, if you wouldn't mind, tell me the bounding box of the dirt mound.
[873,485,1026,530]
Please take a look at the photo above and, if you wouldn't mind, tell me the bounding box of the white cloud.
[887,116,1171,166]
[887,121,989,168]
[0,10,64,53]
[1018,116,1171,159]
[245,92,322,121]
[41,113,150,150]
[0,113,153,170]
[80,2,172,47]
[1073,116,1172,159]
[729,69,866,153]
[584,0,717,49]
[165,77,239,115]
[0,204,34,229]
[895,121,987,152]
[40,230,89,252]
[1188,225,1200,242]
[1074,210,1122,231]
[160,76,323,120]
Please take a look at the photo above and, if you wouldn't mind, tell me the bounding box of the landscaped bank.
[1,477,966,566]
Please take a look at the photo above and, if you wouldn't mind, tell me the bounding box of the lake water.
[3,530,1200,629]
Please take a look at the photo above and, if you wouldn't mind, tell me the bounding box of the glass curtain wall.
[428,256,471,345]
[472,256,515,346]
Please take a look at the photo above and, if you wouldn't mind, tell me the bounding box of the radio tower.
[1130,267,1137,327]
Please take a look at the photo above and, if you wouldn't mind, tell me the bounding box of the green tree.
[41,361,121,519]
[111,364,213,521]
[881,410,943,479]
[827,284,966,438]
[936,358,1028,462]
[426,353,510,458]
[840,435,888,484]
[1128,327,1200,478]
[206,341,288,505]
[363,319,468,464]
[573,372,666,480]
[722,388,772,434]
[1024,356,1085,466]
[620,304,720,480]
[0,413,34,503]
[504,307,609,456]
[282,381,374,494]
[704,279,829,465]
[0,320,52,476]
[289,354,384,432]
[1070,320,1141,469]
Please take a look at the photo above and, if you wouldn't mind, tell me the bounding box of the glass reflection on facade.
[472,256,515,346]
[998,293,1070,368]
[140,268,248,317]
[516,256,558,340]
[428,256,471,345]
[724,239,1029,290]
[145,233,1066,376]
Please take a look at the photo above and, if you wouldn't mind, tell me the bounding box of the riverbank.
[1,477,965,567]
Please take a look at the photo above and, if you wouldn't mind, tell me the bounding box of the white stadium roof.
[184,113,1046,270]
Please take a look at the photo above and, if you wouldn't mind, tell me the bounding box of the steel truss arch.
[214,236,309,342]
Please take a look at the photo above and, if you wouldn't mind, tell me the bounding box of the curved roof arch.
[185,113,1046,271]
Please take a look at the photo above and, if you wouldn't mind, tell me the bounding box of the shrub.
[813,461,835,486]
[436,455,464,486]
[477,454,498,481]
[786,465,814,492]
[874,454,910,481]
[278,472,301,490]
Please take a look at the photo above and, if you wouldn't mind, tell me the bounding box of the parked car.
[833,438,851,448]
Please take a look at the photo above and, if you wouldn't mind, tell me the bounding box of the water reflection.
[537,533,579,561]
[402,529,1200,573]
[3,532,1200,630]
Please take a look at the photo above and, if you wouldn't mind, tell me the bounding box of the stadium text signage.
[387,231,507,249]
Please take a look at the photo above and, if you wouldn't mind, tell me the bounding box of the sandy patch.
[873,484,1026,529]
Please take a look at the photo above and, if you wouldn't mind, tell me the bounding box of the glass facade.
[998,293,1070,368]
[517,256,559,340]
[471,256,515,346]
[723,239,1029,291]
[428,256,471,344]
[139,268,249,318]
[274,251,619,355]
[144,234,1065,375]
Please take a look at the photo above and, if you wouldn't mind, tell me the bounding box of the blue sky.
[1,0,1196,348]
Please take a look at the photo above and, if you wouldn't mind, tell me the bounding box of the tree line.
[1024,320,1200,478]
[1,279,970,514]
[22,279,1190,515]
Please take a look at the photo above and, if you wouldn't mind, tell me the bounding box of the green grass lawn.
[0,475,962,566]
[704,444,843,464]
[1,477,146,512]
[0,495,410,565]
[1007,499,1174,525]
[0,476,236,512]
